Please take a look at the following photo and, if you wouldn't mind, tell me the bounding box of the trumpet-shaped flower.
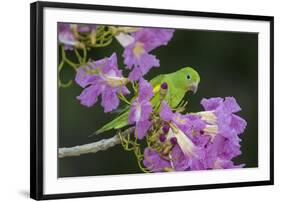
[199,97,246,141]
[76,24,96,33]
[128,78,154,139]
[143,148,171,172]
[123,28,175,81]
[58,23,97,50]
[158,101,205,167]
[143,97,247,172]
[198,97,247,168]
[75,53,129,112]
[58,23,79,50]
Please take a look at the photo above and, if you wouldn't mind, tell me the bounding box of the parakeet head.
[176,67,200,93]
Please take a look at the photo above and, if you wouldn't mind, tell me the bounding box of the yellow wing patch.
[153,84,161,94]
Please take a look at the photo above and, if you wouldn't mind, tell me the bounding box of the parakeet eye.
[186,74,191,80]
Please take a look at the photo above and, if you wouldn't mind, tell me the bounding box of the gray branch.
[58,127,135,158]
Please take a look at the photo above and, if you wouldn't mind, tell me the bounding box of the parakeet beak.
[189,82,198,94]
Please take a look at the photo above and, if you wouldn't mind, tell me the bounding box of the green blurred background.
[58,26,258,177]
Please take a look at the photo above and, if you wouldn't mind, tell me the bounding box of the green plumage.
[95,67,200,135]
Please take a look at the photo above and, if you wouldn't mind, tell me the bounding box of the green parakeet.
[95,67,200,135]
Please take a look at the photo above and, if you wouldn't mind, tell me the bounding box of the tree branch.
[58,127,135,158]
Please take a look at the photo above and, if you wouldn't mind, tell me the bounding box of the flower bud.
[170,137,177,145]
[90,30,97,46]
[162,125,170,133]
[161,82,168,90]
[159,134,166,142]
[160,82,168,100]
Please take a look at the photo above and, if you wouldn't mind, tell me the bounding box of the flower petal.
[58,23,77,48]
[101,87,119,112]
[224,97,241,113]
[102,53,121,76]
[230,114,247,134]
[128,102,139,124]
[138,78,154,101]
[77,84,102,107]
[140,100,153,121]
[138,52,160,74]
[123,28,173,81]
[143,148,171,172]
[160,101,173,122]
[136,120,151,139]
[201,97,223,111]
[126,52,159,81]
[171,145,190,171]
[75,66,100,88]
[128,67,143,81]
[75,52,128,112]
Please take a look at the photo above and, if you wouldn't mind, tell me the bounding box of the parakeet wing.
[94,74,165,135]
[94,67,199,135]
[94,111,129,135]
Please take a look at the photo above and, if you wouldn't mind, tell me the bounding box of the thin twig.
[59,127,135,158]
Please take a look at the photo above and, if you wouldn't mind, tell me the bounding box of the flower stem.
[61,46,78,68]
[118,93,131,105]
[119,129,151,173]
[58,49,73,88]
[82,46,87,63]
[74,48,83,64]
[59,79,73,88]
[131,81,138,93]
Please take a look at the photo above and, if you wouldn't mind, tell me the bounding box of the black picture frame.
[30,1,274,200]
